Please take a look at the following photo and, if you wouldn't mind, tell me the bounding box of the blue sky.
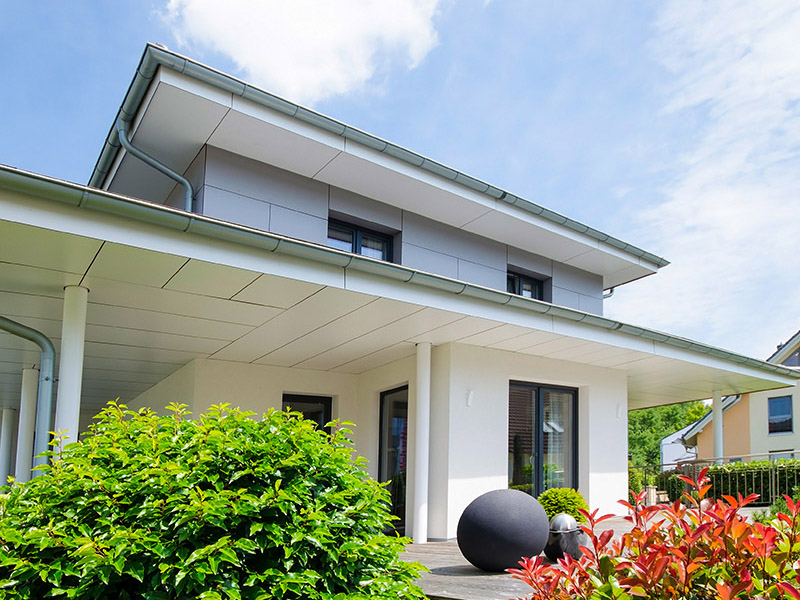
[1,1,799,360]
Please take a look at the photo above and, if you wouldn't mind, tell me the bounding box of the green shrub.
[753,485,800,524]
[536,487,588,523]
[628,462,643,498]
[657,459,800,506]
[0,401,425,600]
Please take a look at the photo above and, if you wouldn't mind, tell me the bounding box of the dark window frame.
[508,380,579,497]
[768,395,793,435]
[282,393,333,433]
[327,219,394,262]
[507,271,545,301]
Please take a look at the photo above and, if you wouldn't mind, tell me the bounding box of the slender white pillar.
[0,408,17,486]
[712,390,723,462]
[54,286,89,444]
[14,367,38,483]
[412,342,431,544]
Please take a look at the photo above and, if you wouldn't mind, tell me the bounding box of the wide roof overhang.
[89,44,667,291]
[1,165,796,415]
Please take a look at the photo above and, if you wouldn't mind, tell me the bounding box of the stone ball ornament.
[544,512,591,561]
[456,489,549,572]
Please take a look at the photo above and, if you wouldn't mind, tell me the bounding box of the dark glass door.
[509,382,577,496]
[379,386,408,533]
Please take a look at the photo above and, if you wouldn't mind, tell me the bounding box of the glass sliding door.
[509,382,578,496]
[379,386,408,534]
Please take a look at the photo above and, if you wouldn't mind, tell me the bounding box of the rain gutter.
[3,164,798,382]
[89,43,669,270]
[0,315,56,473]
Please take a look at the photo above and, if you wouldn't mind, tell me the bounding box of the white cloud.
[162,0,441,105]
[606,1,800,359]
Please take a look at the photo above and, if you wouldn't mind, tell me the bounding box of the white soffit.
[208,100,344,179]
[0,207,794,414]
[108,76,230,202]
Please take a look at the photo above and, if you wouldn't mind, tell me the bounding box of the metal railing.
[630,452,800,507]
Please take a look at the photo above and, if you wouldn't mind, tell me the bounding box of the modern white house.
[1,44,798,543]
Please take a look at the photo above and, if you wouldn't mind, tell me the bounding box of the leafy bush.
[509,469,800,599]
[753,485,800,525]
[536,488,588,523]
[627,463,643,499]
[0,402,425,600]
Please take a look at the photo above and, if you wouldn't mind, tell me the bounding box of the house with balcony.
[1,44,797,543]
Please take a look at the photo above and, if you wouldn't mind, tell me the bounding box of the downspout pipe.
[0,315,55,474]
[115,119,194,213]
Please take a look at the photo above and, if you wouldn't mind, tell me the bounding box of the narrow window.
[768,395,793,434]
[327,219,393,262]
[507,271,544,300]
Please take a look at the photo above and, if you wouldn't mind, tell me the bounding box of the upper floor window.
[768,395,793,434]
[507,271,544,301]
[327,220,393,262]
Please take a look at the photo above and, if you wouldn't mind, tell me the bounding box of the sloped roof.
[88,43,668,291]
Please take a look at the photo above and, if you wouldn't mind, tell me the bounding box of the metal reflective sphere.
[549,512,578,532]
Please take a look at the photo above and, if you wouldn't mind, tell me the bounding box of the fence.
[629,452,800,507]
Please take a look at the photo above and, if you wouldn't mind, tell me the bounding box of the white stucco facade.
[127,342,629,540]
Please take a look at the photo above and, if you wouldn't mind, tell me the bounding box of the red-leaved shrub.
[508,468,800,599]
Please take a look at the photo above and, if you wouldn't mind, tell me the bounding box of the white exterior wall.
[129,347,628,542]
[748,385,800,455]
[429,343,628,539]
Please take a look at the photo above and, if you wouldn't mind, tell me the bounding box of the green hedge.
[657,459,800,506]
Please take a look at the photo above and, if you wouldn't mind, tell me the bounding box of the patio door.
[509,382,578,497]
[379,386,408,534]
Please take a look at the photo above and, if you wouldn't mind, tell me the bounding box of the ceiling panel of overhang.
[104,76,658,287]
[0,216,787,416]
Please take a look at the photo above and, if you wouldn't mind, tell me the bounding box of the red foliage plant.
[508,468,800,600]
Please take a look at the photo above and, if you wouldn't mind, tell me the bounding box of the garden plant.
[536,487,588,523]
[509,468,800,599]
[0,401,425,600]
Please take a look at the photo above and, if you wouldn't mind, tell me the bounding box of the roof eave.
[88,43,670,271]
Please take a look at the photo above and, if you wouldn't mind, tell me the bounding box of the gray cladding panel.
[457,259,505,290]
[329,187,402,231]
[552,263,603,298]
[401,243,459,279]
[270,205,327,245]
[202,186,270,231]
[402,212,506,269]
[507,247,553,278]
[205,146,327,218]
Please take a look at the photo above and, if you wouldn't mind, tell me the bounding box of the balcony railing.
[629,452,800,507]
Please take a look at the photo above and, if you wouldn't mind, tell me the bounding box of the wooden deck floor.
[402,516,635,600]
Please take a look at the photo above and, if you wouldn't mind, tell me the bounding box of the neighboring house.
[1,45,798,543]
[659,422,697,469]
[683,330,800,462]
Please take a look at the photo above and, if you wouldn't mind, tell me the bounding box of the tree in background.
[628,401,707,466]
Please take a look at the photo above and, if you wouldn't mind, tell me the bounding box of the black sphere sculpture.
[456,489,549,572]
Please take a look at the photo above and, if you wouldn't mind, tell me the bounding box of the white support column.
[0,408,17,486]
[54,285,89,444]
[413,342,431,544]
[14,367,38,483]
[712,389,723,462]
